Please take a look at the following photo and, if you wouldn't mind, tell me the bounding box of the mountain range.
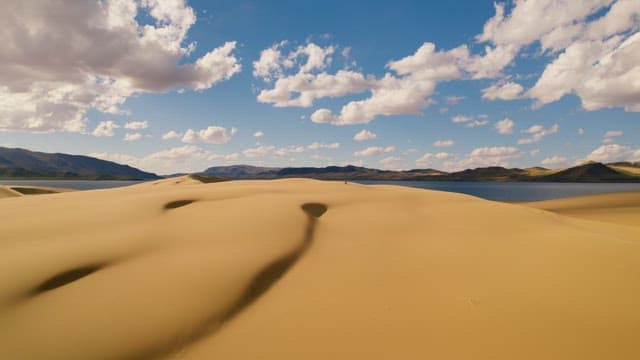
[1,147,639,182]
[0,147,160,180]
[201,162,640,183]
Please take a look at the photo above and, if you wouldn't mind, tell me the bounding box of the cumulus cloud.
[477,0,640,112]
[586,144,640,163]
[253,42,369,108]
[602,130,622,143]
[92,121,120,137]
[354,146,395,157]
[162,130,182,140]
[182,126,237,144]
[253,131,264,138]
[0,0,241,133]
[124,132,142,141]
[242,144,306,158]
[518,124,559,144]
[453,146,523,170]
[310,43,476,125]
[307,142,340,150]
[415,152,455,167]
[578,128,585,135]
[482,82,523,100]
[604,130,623,138]
[494,118,514,135]
[433,139,454,147]
[466,120,489,128]
[417,146,523,171]
[541,155,569,167]
[260,1,640,126]
[452,115,471,123]
[124,121,149,130]
[379,156,408,170]
[91,145,238,174]
[353,129,377,142]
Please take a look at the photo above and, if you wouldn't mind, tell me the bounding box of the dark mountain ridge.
[201,162,640,183]
[0,147,160,180]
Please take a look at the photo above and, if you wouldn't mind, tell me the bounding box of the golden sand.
[1,177,639,359]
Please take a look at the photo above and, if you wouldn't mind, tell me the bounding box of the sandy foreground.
[0,177,639,360]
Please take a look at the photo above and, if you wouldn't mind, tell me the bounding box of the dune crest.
[1,178,639,360]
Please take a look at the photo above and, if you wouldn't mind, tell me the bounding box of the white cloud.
[0,0,241,133]
[433,139,454,147]
[354,146,395,157]
[603,130,623,138]
[258,70,369,108]
[452,115,471,123]
[482,82,523,100]
[92,121,120,137]
[162,130,182,140]
[254,42,370,108]
[253,130,264,138]
[541,155,568,167]
[494,118,514,135]
[124,132,142,141]
[586,144,640,163]
[208,153,240,162]
[518,124,559,144]
[379,156,408,170]
[307,142,340,150]
[91,145,238,174]
[415,152,455,167]
[530,149,540,156]
[182,126,237,144]
[476,0,640,112]
[602,130,622,143]
[124,121,149,130]
[252,41,292,81]
[450,146,523,170]
[264,2,638,127]
[578,128,585,135]
[467,120,489,128]
[353,129,377,142]
[243,145,276,158]
[311,43,472,125]
[242,144,311,158]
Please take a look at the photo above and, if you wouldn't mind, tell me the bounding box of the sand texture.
[0,185,71,198]
[1,177,639,360]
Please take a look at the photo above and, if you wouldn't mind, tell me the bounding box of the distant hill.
[201,165,281,178]
[200,162,639,183]
[538,162,639,182]
[445,166,527,181]
[0,147,160,180]
[201,165,446,180]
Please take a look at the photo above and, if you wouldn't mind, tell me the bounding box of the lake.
[355,180,640,201]
[0,180,145,191]
[2,179,640,201]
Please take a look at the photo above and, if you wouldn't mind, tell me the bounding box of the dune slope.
[0,178,639,360]
[523,191,640,228]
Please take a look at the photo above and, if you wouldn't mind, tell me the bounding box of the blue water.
[0,180,145,190]
[2,179,640,201]
[356,181,640,201]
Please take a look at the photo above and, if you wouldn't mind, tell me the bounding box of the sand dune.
[1,178,639,359]
[0,185,71,198]
[0,186,21,198]
[522,191,640,228]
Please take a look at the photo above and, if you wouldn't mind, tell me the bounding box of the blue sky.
[1,0,639,174]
